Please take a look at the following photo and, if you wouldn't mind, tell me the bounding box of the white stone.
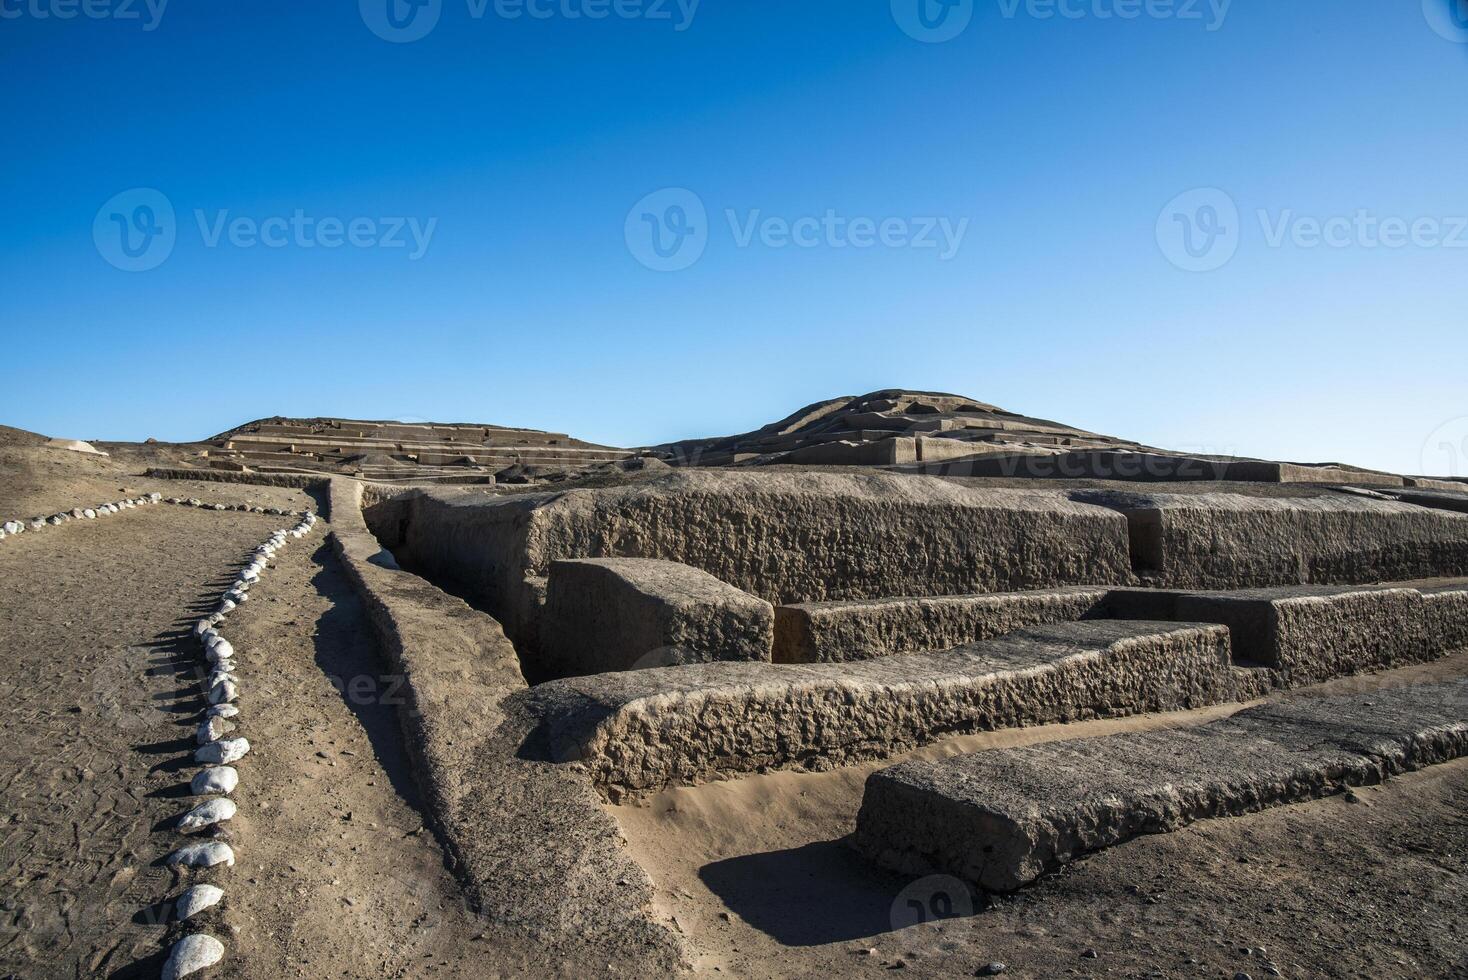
[177,797,237,831]
[206,638,234,660]
[174,884,225,921]
[206,679,239,705]
[83,508,96,519]
[206,703,239,719]
[196,717,234,744]
[195,737,249,764]
[190,766,238,795]
[165,841,235,868]
[161,933,226,980]
[217,599,237,614]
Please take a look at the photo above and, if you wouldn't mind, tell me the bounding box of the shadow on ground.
[698,838,981,947]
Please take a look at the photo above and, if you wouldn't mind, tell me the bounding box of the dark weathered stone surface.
[1104,581,1468,685]
[383,470,1135,651]
[1074,489,1468,587]
[541,558,773,677]
[528,621,1244,796]
[772,587,1111,663]
[854,680,1468,892]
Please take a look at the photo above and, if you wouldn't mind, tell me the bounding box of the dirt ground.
[0,443,488,979]
[614,654,1468,980]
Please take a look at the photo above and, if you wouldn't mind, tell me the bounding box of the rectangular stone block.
[540,558,773,678]
[772,587,1111,663]
[1075,489,1468,588]
[1105,582,1468,685]
[854,680,1468,892]
[527,620,1241,797]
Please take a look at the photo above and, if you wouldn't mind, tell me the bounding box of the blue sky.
[3,0,1466,475]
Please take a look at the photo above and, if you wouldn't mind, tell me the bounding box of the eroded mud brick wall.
[1076,490,1468,587]
[380,471,1134,649]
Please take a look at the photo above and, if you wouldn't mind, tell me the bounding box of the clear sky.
[3,0,1466,475]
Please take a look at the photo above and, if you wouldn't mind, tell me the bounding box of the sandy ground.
[0,444,490,979]
[614,653,1468,980]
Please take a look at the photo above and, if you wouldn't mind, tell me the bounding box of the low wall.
[1074,489,1468,587]
[773,587,1111,663]
[1105,582,1468,686]
[529,621,1244,797]
[146,466,326,490]
[326,479,687,974]
[854,680,1468,892]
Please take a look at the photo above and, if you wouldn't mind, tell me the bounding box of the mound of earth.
[652,389,1144,467]
[0,424,49,448]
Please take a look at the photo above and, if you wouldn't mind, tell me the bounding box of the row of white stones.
[1,491,164,536]
[158,510,319,980]
[0,494,312,541]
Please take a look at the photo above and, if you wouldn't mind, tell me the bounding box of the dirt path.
[214,534,488,979]
[0,504,290,978]
[0,480,493,979]
[615,654,1468,979]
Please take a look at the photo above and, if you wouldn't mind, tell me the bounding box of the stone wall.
[1075,489,1468,587]
[773,587,1111,663]
[854,680,1468,892]
[540,558,773,678]
[383,471,1135,653]
[529,621,1242,797]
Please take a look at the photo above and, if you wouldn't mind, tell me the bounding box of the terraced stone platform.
[853,680,1468,892]
[376,471,1134,654]
[1074,489,1468,587]
[528,620,1243,797]
[1106,581,1468,684]
[773,587,1111,663]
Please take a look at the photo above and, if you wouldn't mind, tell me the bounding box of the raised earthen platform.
[773,587,1112,663]
[853,680,1468,892]
[529,620,1242,796]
